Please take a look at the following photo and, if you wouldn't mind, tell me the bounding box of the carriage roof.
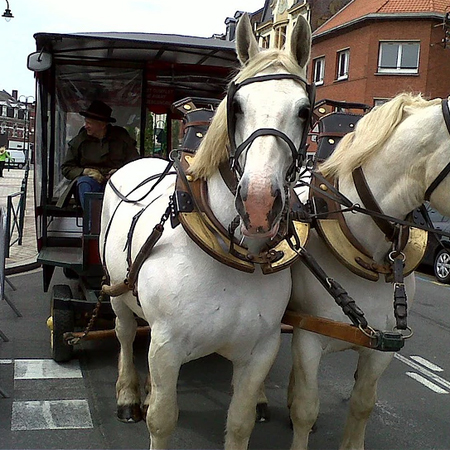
[32,31,239,105]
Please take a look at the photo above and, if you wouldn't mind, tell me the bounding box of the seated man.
[61,100,139,208]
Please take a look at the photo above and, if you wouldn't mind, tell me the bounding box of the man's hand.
[83,168,105,184]
[106,168,117,180]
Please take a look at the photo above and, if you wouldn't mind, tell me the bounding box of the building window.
[378,42,420,74]
[261,35,270,49]
[336,49,350,80]
[275,25,287,49]
[313,57,325,85]
[373,98,390,107]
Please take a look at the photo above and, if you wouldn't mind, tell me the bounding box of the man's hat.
[80,100,116,123]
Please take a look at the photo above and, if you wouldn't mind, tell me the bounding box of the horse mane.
[189,49,307,180]
[319,92,441,179]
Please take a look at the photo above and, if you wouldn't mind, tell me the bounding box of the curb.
[5,259,40,276]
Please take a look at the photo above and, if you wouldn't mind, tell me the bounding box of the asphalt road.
[1,268,449,449]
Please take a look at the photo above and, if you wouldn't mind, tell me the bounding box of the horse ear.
[290,15,311,69]
[236,13,260,65]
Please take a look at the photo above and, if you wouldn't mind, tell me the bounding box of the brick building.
[310,0,450,107]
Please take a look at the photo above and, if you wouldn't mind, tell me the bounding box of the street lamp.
[2,0,13,21]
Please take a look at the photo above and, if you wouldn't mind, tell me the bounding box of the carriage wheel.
[49,284,75,362]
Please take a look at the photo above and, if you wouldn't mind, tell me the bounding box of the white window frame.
[336,49,350,81]
[313,57,325,85]
[373,98,390,108]
[378,41,420,74]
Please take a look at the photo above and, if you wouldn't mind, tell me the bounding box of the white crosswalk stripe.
[9,358,94,431]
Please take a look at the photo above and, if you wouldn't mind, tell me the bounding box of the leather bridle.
[424,98,450,201]
[226,73,316,182]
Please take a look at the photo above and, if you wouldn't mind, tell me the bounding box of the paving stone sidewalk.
[0,167,38,271]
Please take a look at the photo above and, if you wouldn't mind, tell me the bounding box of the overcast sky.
[0,0,264,100]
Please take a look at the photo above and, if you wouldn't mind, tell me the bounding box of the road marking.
[410,355,443,372]
[6,358,94,432]
[405,372,448,394]
[395,353,449,393]
[11,399,93,431]
[14,359,82,379]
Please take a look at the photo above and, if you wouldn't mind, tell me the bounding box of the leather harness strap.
[352,166,409,249]
[282,310,379,349]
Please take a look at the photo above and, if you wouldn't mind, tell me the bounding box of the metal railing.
[5,189,25,258]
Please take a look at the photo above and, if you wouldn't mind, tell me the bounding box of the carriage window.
[313,57,325,85]
[378,42,420,74]
[336,49,349,81]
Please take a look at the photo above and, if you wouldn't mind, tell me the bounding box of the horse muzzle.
[235,178,284,239]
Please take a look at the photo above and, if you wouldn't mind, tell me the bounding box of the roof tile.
[315,0,450,35]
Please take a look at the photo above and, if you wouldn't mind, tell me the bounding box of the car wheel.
[433,248,450,284]
[18,163,24,169]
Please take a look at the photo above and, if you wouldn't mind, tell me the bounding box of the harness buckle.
[375,330,405,352]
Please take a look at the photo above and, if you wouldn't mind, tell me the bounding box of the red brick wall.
[310,18,450,106]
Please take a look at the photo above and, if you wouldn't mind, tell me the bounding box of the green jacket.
[61,125,140,181]
[0,150,11,162]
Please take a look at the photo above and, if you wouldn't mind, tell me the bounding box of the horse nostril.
[267,188,283,227]
[235,185,250,228]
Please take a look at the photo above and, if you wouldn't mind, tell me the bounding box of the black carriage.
[28,30,239,361]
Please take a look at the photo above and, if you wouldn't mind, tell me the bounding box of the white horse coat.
[100,13,312,450]
[288,94,450,450]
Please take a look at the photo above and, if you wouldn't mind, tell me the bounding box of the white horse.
[288,93,450,449]
[100,14,312,450]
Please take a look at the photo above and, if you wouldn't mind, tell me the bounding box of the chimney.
[12,90,18,100]
[225,17,237,41]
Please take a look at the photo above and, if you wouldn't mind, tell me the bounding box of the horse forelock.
[189,49,306,180]
[319,93,441,179]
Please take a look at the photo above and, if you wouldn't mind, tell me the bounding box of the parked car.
[414,204,450,283]
[6,150,26,169]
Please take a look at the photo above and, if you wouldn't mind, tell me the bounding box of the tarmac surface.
[0,166,38,272]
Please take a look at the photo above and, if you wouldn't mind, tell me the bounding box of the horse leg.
[142,372,152,418]
[146,336,182,450]
[226,336,280,450]
[339,350,393,450]
[113,298,142,423]
[289,330,323,450]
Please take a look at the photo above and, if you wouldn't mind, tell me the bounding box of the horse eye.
[233,100,243,115]
[298,106,310,121]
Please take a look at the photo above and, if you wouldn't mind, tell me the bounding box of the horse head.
[230,13,313,240]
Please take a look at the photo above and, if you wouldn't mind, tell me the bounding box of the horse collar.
[173,150,309,274]
[310,172,428,282]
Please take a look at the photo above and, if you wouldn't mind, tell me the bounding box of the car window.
[425,203,450,232]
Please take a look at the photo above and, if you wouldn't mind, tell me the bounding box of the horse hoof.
[256,402,271,422]
[117,404,143,423]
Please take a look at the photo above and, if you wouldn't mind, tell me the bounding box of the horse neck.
[207,170,238,227]
[337,151,422,261]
